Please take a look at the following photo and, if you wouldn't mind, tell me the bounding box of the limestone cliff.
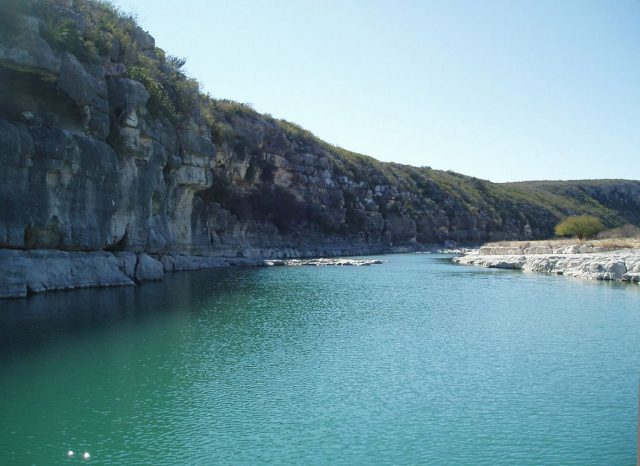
[0,1,638,286]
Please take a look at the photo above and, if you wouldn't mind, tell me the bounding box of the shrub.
[40,16,80,51]
[210,121,234,145]
[125,64,175,115]
[166,55,187,72]
[554,215,604,240]
[215,100,257,117]
[174,77,200,114]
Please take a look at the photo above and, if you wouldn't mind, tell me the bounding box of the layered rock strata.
[453,245,640,282]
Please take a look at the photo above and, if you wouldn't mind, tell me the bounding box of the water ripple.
[0,255,638,464]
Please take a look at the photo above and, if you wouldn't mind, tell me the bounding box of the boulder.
[106,77,150,112]
[134,253,164,282]
[115,251,137,278]
[58,53,107,108]
[0,249,134,297]
[0,16,60,76]
[159,254,176,272]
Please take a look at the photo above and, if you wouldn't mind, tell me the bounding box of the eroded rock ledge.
[453,243,640,282]
[0,248,385,299]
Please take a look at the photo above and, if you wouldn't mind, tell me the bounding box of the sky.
[113,0,640,183]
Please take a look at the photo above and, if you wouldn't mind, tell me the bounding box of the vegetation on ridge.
[1,0,638,246]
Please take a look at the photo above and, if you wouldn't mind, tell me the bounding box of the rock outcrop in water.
[0,1,639,297]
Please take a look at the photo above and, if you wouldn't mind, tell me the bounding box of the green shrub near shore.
[555,215,605,240]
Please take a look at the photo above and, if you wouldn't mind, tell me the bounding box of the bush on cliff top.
[29,0,202,119]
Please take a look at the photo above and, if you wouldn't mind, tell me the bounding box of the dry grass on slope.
[485,237,640,250]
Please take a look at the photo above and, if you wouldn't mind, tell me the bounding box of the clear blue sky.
[114,0,640,182]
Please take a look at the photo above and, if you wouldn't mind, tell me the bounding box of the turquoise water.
[0,254,638,465]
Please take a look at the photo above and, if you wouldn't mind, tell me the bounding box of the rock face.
[0,2,639,297]
[0,249,385,298]
[0,249,135,298]
[453,247,640,282]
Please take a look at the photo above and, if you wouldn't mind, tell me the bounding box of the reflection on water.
[0,255,638,465]
[0,268,255,356]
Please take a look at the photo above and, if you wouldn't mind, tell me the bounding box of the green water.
[0,254,639,465]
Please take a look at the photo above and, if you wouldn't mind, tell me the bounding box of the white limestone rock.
[454,248,640,283]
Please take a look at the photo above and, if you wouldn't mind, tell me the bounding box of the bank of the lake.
[0,248,391,299]
[454,239,640,283]
[1,254,638,465]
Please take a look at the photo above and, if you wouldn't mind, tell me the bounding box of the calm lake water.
[0,254,638,465]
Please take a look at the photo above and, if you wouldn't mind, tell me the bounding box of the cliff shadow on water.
[0,266,262,356]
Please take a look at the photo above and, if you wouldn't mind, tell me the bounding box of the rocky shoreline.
[4,241,639,298]
[0,248,387,299]
[453,243,640,283]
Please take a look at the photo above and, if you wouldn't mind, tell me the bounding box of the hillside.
[1,0,639,265]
